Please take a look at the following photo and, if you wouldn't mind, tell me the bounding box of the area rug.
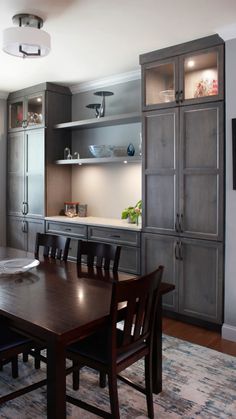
[0,335,236,418]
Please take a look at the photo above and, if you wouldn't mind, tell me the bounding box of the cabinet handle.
[175,91,179,104]
[22,202,27,215]
[179,90,184,103]
[175,241,179,260]
[22,220,28,233]
[109,235,121,238]
[64,228,72,232]
[175,213,180,232]
[24,202,28,215]
[179,241,183,260]
[179,213,183,233]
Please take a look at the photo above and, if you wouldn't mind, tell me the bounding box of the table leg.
[47,340,66,419]
[152,295,162,394]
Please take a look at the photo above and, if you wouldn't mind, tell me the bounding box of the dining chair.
[35,232,71,261]
[23,232,71,368]
[66,265,164,419]
[77,239,121,271]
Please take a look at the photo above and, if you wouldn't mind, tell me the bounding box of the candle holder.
[93,91,114,117]
[86,103,101,118]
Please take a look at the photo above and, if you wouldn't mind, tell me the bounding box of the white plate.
[0,258,40,275]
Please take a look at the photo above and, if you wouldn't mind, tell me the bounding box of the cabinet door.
[142,108,179,235]
[7,131,25,216]
[8,97,24,130]
[26,93,44,128]
[179,102,224,240]
[141,233,178,311]
[142,57,178,110]
[178,238,223,324]
[25,129,45,218]
[179,45,224,105]
[7,216,27,250]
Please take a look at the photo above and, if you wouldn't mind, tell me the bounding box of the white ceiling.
[0,0,236,94]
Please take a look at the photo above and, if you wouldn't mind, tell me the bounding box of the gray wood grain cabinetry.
[7,216,44,252]
[142,232,223,323]
[7,83,72,250]
[140,35,225,325]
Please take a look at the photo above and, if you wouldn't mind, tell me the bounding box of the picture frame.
[232,118,236,190]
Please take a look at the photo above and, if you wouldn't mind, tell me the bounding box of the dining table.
[0,246,174,419]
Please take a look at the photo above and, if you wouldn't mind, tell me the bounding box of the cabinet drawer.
[88,226,140,247]
[46,221,87,238]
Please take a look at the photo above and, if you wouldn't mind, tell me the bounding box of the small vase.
[127,143,135,156]
[127,216,135,224]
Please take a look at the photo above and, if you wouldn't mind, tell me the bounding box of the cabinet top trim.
[8,82,71,100]
[54,112,141,130]
[139,34,224,65]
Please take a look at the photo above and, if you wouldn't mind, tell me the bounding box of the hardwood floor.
[163,317,236,357]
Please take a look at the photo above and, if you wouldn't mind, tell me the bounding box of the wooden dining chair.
[77,239,121,271]
[66,265,164,419]
[35,232,71,261]
[23,232,71,368]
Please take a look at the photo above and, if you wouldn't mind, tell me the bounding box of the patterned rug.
[0,334,236,418]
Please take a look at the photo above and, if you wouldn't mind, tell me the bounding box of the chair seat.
[0,328,32,352]
[68,327,146,364]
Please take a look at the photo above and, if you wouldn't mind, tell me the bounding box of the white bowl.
[89,145,112,158]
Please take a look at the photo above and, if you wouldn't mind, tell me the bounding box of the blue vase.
[127,143,135,156]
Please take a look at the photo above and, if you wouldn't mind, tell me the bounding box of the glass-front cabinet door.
[8,92,44,131]
[143,58,178,109]
[180,45,224,104]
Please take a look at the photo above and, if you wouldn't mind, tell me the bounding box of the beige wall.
[0,98,6,245]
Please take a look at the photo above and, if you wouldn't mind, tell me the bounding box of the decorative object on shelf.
[110,146,127,157]
[127,143,135,156]
[73,152,80,159]
[159,89,175,102]
[121,200,142,225]
[194,78,218,98]
[89,144,112,158]
[78,204,87,217]
[27,112,42,125]
[94,91,114,118]
[86,103,101,118]
[64,147,72,160]
[64,202,79,218]
[2,13,51,58]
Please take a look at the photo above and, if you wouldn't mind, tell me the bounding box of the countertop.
[45,216,142,231]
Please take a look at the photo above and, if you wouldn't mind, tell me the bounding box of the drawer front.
[88,226,140,247]
[46,221,87,239]
[119,246,141,275]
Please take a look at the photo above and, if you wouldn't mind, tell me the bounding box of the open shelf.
[54,112,141,130]
[55,156,141,165]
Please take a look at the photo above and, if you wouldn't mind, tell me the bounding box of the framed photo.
[232,119,236,190]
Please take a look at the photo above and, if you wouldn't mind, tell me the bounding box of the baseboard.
[222,324,236,342]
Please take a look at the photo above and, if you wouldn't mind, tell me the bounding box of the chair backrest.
[110,266,164,356]
[77,240,121,271]
[35,233,71,261]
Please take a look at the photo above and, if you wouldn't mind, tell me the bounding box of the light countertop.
[45,216,142,231]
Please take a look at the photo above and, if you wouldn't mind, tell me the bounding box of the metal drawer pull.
[64,228,72,231]
[109,235,121,238]
[175,241,179,260]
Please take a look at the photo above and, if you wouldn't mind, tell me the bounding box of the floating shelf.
[54,112,141,130]
[55,156,141,165]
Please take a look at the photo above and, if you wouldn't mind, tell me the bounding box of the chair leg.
[23,352,29,362]
[0,360,3,371]
[108,371,120,419]
[145,354,154,419]
[72,360,80,391]
[11,356,19,379]
[99,372,107,388]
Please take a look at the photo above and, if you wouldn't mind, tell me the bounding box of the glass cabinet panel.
[27,94,43,127]
[145,61,176,106]
[9,100,24,129]
[184,51,218,100]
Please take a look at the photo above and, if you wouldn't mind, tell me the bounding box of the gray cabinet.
[7,129,45,218]
[7,216,44,252]
[142,232,223,324]
[140,35,225,325]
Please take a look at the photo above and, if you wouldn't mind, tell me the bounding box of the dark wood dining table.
[0,247,174,419]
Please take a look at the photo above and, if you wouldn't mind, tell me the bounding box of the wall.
[222,38,236,342]
[71,79,142,218]
[0,99,6,245]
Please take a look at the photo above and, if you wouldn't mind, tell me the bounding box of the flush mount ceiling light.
[2,13,51,58]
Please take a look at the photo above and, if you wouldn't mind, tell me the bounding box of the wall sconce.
[2,13,51,58]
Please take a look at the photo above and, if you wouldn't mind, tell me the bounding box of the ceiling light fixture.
[2,13,51,58]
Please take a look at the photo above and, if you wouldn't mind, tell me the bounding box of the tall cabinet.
[140,35,224,325]
[7,83,72,252]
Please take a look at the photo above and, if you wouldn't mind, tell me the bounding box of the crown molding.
[217,23,236,41]
[0,91,8,99]
[70,69,141,94]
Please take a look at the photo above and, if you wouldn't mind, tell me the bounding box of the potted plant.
[121,200,142,225]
